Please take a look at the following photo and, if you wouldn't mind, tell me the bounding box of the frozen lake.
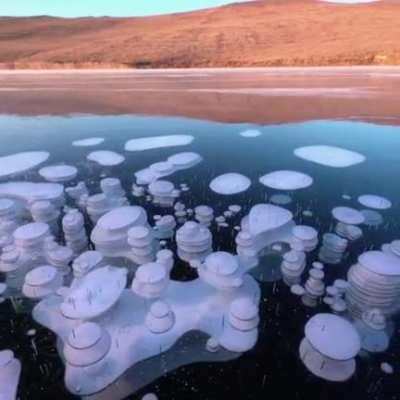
[0,68,399,400]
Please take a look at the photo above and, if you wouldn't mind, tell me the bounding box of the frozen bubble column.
[72,250,105,279]
[127,226,159,266]
[0,222,51,291]
[22,265,63,300]
[66,182,89,210]
[239,204,295,268]
[353,308,389,353]
[30,200,60,235]
[290,225,318,252]
[0,199,20,252]
[32,249,260,396]
[198,252,245,291]
[235,231,258,269]
[219,297,260,352]
[195,205,214,226]
[91,206,149,259]
[153,215,176,240]
[332,206,364,242]
[346,250,400,318]
[62,210,88,255]
[63,322,111,382]
[280,250,306,286]
[299,313,361,382]
[131,262,170,299]
[176,221,212,262]
[0,349,21,400]
[100,177,128,208]
[148,180,177,207]
[382,239,400,258]
[318,233,348,265]
[301,268,325,307]
[46,245,74,276]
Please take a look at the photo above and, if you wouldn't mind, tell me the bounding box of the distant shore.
[1,67,399,127]
[0,66,400,73]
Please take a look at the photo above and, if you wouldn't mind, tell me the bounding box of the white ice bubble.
[0,151,49,178]
[72,138,104,147]
[87,151,125,166]
[260,170,313,191]
[167,152,202,169]
[239,129,262,138]
[125,135,194,152]
[294,145,365,168]
[358,194,392,210]
[332,206,365,225]
[270,194,292,205]
[39,165,78,182]
[209,173,251,195]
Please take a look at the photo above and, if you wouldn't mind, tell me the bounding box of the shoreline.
[1,66,400,74]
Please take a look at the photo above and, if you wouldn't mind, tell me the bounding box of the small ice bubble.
[72,137,104,147]
[87,151,125,166]
[142,394,158,400]
[380,362,394,374]
[239,129,262,138]
[209,173,251,195]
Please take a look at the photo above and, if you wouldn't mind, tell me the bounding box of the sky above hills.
[0,0,252,17]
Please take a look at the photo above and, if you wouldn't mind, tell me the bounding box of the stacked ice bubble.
[301,268,325,307]
[62,209,88,255]
[0,222,50,291]
[148,180,177,207]
[30,200,60,234]
[353,308,389,353]
[299,313,361,382]
[127,226,159,265]
[332,206,364,241]
[22,265,63,299]
[195,205,214,226]
[91,206,149,258]
[318,233,348,264]
[346,250,400,317]
[176,221,212,262]
[153,215,176,239]
[290,225,318,252]
[0,199,20,251]
[280,250,306,286]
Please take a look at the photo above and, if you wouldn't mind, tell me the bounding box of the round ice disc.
[305,313,361,361]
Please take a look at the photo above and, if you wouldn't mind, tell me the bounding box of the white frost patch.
[358,194,392,210]
[72,137,104,147]
[294,145,365,168]
[209,173,251,195]
[260,170,313,190]
[125,135,194,152]
[87,151,125,166]
[239,129,262,138]
[39,165,78,182]
[0,151,49,178]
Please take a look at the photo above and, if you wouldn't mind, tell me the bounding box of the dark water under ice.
[0,114,399,400]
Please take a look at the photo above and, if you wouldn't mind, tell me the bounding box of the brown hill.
[1,0,400,69]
